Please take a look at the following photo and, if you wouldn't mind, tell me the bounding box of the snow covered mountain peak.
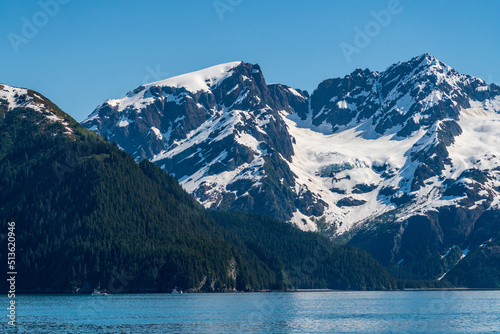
[1,84,41,111]
[409,52,445,66]
[82,59,290,160]
[386,53,450,74]
[418,52,447,67]
[308,53,499,140]
[381,52,462,91]
[146,61,243,93]
[89,61,246,116]
[0,83,73,133]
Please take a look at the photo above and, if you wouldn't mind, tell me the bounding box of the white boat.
[92,283,108,296]
[172,287,183,294]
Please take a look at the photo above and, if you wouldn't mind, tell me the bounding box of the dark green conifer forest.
[0,91,472,292]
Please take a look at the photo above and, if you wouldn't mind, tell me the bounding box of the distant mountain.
[83,54,500,286]
[83,62,303,223]
[0,83,401,293]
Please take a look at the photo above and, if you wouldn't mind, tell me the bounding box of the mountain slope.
[0,84,277,292]
[0,84,400,292]
[209,210,398,290]
[83,55,500,285]
[82,62,315,226]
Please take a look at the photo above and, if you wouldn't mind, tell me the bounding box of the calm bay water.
[2,291,499,333]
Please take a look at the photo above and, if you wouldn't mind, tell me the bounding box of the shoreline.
[5,287,500,295]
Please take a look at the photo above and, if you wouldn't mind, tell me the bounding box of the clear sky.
[1,0,499,121]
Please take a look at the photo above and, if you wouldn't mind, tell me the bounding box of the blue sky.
[1,0,499,121]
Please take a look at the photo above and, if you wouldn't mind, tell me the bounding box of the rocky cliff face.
[83,62,316,224]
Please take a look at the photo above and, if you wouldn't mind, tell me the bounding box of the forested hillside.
[0,85,407,292]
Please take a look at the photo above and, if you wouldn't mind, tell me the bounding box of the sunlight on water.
[1,291,499,333]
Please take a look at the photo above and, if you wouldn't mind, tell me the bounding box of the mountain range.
[0,83,404,292]
[82,54,500,285]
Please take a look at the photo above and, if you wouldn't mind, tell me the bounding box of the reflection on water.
[1,291,499,333]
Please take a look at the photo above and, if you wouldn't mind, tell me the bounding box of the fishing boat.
[92,282,108,296]
[171,287,183,294]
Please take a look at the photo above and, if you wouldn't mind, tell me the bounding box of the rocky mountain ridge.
[82,54,500,281]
